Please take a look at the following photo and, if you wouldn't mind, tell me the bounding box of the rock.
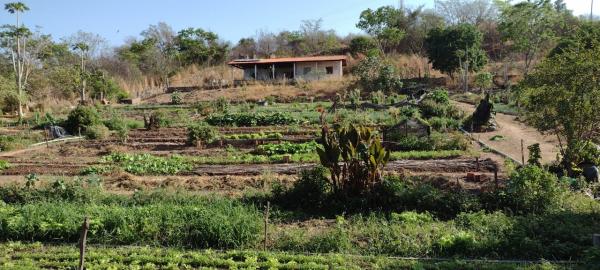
[582,164,599,183]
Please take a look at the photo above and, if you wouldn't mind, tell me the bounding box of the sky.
[0,0,598,46]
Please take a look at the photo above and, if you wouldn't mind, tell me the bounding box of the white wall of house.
[295,60,343,81]
[241,60,343,81]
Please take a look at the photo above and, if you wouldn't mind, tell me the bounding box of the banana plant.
[317,123,390,195]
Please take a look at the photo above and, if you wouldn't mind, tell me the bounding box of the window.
[326,66,334,75]
[303,67,312,75]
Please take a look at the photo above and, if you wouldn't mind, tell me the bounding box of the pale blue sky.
[0,0,597,46]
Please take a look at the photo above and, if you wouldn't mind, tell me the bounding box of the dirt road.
[454,101,560,164]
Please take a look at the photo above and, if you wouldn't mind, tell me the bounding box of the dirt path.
[454,101,560,164]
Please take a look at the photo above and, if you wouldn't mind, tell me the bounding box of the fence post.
[521,139,525,165]
[494,168,499,190]
[78,217,90,270]
[44,127,49,148]
[264,201,270,251]
[476,157,480,171]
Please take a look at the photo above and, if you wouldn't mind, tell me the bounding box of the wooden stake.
[44,127,49,148]
[78,217,90,270]
[476,157,480,171]
[521,139,525,165]
[494,168,499,190]
[264,201,270,251]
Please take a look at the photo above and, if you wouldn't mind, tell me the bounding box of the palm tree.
[4,2,30,118]
[5,2,29,27]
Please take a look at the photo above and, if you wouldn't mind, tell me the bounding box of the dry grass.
[143,78,352,104]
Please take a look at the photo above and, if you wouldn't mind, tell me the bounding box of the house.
[227,55,346,81]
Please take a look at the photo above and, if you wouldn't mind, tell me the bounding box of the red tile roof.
[228,55,347,66]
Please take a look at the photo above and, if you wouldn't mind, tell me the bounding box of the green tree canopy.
[175,28,228,66]
[425,23,487,75]
[498,0,559,75]
[520,39,600,171]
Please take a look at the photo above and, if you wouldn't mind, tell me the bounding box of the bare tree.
[435,0,498,25]
[255,30,278,58]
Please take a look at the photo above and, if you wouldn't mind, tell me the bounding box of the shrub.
[187,122,219,146]
[143,110,171,130]
[353,56,403,93]
[317,125,390,196]
[505,165,567,214]
[171,91,182,105]
[426,88,450,104]
[347,88,361,106]
[103,115,130,142]
[84,124,110,140]
[273,166,331,210]
[0,160,10,171]
[370,90,386,104]
[64,106,101,134]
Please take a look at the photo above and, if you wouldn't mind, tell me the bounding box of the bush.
[144,110,171,130]
[425,88,450,104]
[171,91,182,105]
[84,124,110,140]
[64,106,101,134]
[103,115,130,142]
[353,56,403,93]
[273,166,331,210]
[505,165,567,214]
[187,122,219,146]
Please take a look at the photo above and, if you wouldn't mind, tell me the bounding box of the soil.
[454,101,560,164]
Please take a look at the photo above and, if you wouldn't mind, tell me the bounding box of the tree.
[175,28,228,66]
[349,36,378,56]
[520,39,600,174]
[425,24,487,77]
[357,6,406,53]
[434,0,498,25]
[498,0,558,76]
[72,42,89,103]
[140,22,178,86]
[2,2,29,117]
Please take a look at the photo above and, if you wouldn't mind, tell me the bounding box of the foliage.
[222,132,283,140]
[0,133,42,152]
[103,115,130,142]
[317,124,390,195]
[527,143,542,166]
[0,200,260,249]
[143,109,171,130]
[64,106,101,134]
[520,40,600,173]
[347,88,361,106]
[474,72,493,91]
[175,27,228,66]
[256,141,319,156]
[84,124,110,140]
[273,166,331,210]
[498,0,559,75]
[504,165,567,214]
[206,112,299,127]
[353,56,403,93]
[171,91,182,105]
[425,88,450,104]
[187,122,219,146]
[104,152,194,175]
[349,36,378,56]
[0,242,570,269]
[370,90,386,104]
[0,160,9,171]
[425,23,487,75]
